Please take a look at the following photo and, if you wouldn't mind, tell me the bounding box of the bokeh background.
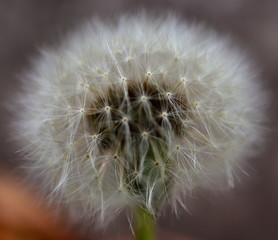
[0,0,278,239]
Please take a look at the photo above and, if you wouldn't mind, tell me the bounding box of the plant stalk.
[135,207,156,240]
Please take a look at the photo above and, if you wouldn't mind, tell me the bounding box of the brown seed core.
[87,80,188,153]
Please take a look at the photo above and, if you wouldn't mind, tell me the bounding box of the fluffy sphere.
[16,13,265,225]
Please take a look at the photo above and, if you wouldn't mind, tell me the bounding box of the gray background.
[0,0,278,239]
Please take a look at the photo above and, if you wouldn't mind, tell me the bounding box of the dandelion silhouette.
[15,13,265,239]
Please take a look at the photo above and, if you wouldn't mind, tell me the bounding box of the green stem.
[135,207,156,240]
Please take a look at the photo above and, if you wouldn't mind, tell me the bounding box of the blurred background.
[0,0,278,239]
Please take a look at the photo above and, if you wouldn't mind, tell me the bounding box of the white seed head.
[15,13,266,227]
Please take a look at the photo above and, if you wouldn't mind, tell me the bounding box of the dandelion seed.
[166,92,172,98]
[141,131,149,137]
[140,95,148,102]
[104,106,111,112]
[122,117,128,122]
[161,112,168,118]
[180,77,186,83]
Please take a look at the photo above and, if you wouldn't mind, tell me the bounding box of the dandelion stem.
[135,207,156,240]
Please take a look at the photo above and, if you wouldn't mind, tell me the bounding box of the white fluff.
[15,13,266,227]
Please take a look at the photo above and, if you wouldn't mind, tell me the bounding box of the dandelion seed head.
[15,13,266,227]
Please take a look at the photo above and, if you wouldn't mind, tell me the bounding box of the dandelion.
[15,13,265,239]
